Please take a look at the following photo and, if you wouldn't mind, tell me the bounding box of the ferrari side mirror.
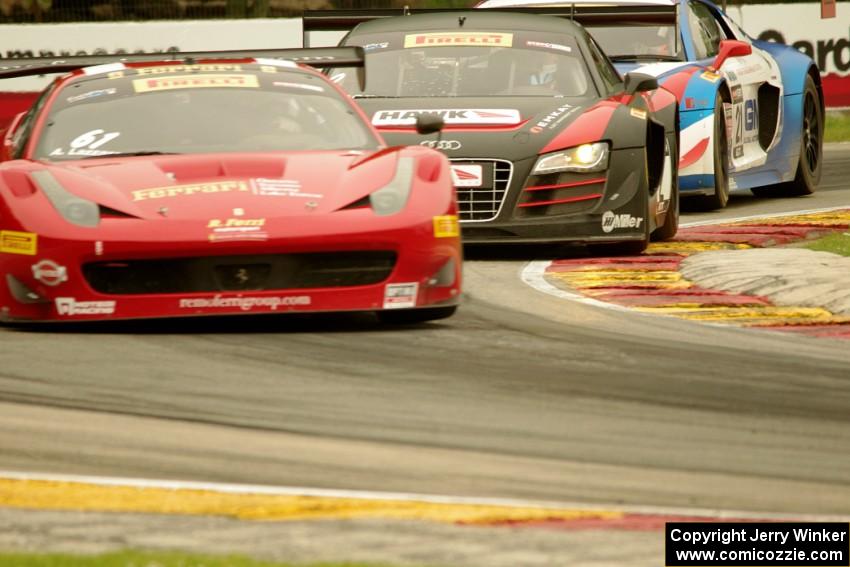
[1,111,26,162]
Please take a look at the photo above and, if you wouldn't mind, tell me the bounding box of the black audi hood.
[356,96,603,161]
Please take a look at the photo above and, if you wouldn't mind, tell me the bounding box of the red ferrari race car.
[0,50,461,324]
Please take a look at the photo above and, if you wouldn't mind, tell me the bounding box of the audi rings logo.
[420,140,462,151]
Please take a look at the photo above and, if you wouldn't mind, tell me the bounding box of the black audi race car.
[316,10,679,251]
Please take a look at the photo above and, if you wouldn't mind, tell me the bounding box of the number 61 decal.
[71,129,121,150]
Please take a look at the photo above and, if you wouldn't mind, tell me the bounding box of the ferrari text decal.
[55,297,116,316]
[251,178,322,198]
[0,230,37,255]
[372,109,521,127]
[404,32,512,49]
[32,259,68,287]
[133,74,259,93]
[178,294,312,311]
[132,181,250,201]
[383,283,419,309]
[207,218,268,242]
[207,218,265,228]
[433,215,460,238]
[66,88,117,104]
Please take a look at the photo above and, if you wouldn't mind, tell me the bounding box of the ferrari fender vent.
[82,252,397,295]
[99,206,139,219]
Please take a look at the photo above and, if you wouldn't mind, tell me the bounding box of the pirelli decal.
[404,32,513,48]
[135,64,243,76]
[133,74,259,93]
[0,230,37,255]
[433,215,460,238]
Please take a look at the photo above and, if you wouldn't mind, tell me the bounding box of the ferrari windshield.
[337,31,592,97]
[35,65,378,161]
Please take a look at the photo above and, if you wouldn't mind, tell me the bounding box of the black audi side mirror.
[624,72,658,95]
[415,114,445,135]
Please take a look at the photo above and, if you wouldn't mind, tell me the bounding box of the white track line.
[522,205,850,304]
[2,469,847,521]
[522,260,634,313]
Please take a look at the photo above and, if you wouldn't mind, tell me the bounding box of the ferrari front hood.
[35,151,398,220]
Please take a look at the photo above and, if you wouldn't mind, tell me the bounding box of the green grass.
[825,111,850,143]
[0,551,397,567]
[804,232,850,257]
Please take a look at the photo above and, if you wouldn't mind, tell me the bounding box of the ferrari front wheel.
[377,305,457,325]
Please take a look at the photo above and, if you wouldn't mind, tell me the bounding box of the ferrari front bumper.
[1,214,462,322]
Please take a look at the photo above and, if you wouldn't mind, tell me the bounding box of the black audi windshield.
[36,64,379,161]
[337,31,593,98]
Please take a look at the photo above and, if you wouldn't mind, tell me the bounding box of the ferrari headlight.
[30,170,100,228]
[370,157,414,216]
[532,142,610,175]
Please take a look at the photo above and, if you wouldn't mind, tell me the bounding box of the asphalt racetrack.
[2,145,850,516]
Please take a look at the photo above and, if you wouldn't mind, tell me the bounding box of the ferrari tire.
[695,92,730,210]
[377,305,457,324]
[751,75,822,198]
[651,133,679,241]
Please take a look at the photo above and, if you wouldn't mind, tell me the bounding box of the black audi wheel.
[651,133,679,241]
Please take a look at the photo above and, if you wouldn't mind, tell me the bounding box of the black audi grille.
[453,159,512,222]
[83,252,397,295]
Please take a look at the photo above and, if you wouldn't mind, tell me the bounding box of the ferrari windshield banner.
[132,74,259,93]
[372,108,521,127]
[403,32,513,49]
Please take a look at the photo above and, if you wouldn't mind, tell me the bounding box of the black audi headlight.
[531,142,610,175]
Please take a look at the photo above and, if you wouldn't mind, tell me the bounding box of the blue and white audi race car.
[478,0,825,210]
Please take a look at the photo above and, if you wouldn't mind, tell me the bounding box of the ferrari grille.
[83,252,396,295]
[452,159,512,222]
